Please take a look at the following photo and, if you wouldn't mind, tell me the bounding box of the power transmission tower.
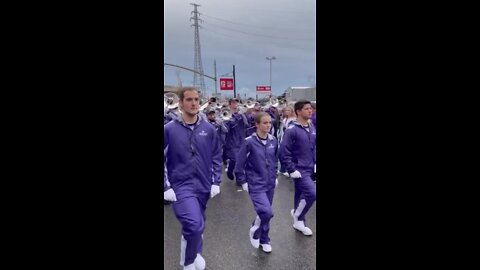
[175,70,182,87]
[190,3,206,96]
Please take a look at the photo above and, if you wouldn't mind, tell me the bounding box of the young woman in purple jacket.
[234,112,279,253]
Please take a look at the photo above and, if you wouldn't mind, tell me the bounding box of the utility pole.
[190,3,206,95]
[214,59,217,97]
[233,64,236,98]
[266,56,276,97]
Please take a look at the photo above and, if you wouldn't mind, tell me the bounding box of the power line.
[200,13,314,33]
[203,20,315,41]
[202,27,238,39]
[202,27,315,52]
[201,5,314,18]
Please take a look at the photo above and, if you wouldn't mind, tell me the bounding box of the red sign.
[220,78,234,91]
[256,86,271,92]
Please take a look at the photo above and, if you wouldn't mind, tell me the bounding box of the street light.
[266,56,276,97]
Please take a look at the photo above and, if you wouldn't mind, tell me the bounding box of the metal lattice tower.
[190,3,206,95]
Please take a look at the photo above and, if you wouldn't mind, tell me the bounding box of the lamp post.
[266,56,276,97]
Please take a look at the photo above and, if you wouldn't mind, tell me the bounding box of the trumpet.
[165,93,179,110]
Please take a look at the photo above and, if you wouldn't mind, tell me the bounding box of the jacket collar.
[174,113,204,128]
[292,120,312,129]
[252,131,275,142]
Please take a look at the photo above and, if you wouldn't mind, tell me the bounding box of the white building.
[284,87,316,101]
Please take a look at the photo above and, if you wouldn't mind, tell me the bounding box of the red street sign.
[220,78,234,91]
[256,86,271,92]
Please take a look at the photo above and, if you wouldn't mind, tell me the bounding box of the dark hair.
[294,100,311,116]
[177,87,198,101]
[228,98,239,105]
[207,110,216,115]
[255,112,270,124]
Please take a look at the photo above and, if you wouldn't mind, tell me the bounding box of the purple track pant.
[250,187,275,244]
[293,173,316,222]
[172,193,209,266]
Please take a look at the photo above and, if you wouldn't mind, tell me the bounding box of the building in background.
[164,85,177,94]
[284,87,316,102]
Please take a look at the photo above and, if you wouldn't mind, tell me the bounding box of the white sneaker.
[260,243,272,253]
[194,254,206,270]
[293,220,313,236]
[283,172,289,176]
[249,226,260,248]
[290,209,298,224]
[291,209,312,235]
[183,263,195,270]
[302,226,313,236]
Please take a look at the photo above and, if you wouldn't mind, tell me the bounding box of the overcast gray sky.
[164,0,316,99]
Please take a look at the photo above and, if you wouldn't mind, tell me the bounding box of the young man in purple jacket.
[234,112,279,253]
[164,87,222,270]
[224,98,249,182]
[279,100,316,236]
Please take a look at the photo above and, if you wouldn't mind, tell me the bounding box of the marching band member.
[164,107,180,125]
[277,106,297,176]
[265,105,280,139]
[279,100,316,236]
[164,87,222,270]
[234,112,279,253]
[246,103,274,137]
[277,106,296,142]
[207,109,227,147]
[310,103,316,129]
[310,103,317,183]
[245,104,260,137]
[224,98,249,182]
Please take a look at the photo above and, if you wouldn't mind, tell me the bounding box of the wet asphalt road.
[164,166,317,270]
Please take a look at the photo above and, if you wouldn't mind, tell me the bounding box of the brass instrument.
[165,92,179,110]
[270,97,279,108]
[263,96,280,110]
[164,96,169,117]
[220,108,232,121]
[245,99,255,109]
[199,99,210,112]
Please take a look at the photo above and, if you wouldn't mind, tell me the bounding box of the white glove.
[210,184,220,198]
[314,164,316,173]
[242,183,248,192]
[289,170,302,179]
[275,178,278,187]
[164,188,177,202]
